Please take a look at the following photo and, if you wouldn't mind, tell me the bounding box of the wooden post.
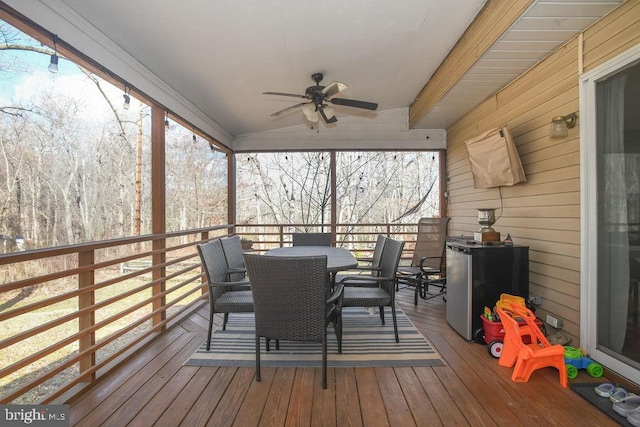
[151,105,166,330]
[330,151,337,246]
[439,149,447,218]
[227,152,236,234]
[134,104,143,238]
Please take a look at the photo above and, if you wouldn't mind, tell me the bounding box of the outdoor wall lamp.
[549,112,578,139]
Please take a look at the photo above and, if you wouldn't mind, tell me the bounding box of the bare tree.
[237,151,439,231]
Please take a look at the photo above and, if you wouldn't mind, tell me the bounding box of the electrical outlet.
[546,314,563,329]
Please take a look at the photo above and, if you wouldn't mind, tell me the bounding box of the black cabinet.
[445,239,529,341]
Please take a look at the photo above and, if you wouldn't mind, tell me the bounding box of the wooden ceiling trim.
[408,0,535,128]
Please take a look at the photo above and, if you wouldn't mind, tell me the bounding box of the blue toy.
[564,346,604,379]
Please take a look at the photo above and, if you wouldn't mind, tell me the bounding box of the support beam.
[330,151,337,245]
[439,149,447,219]
[228,153,237,232]
[151,106,166,330]
[409,0,534,128]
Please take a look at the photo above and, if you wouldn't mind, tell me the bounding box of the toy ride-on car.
[564,346,604,379]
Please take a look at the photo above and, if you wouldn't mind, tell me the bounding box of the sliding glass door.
[582,46,640,383]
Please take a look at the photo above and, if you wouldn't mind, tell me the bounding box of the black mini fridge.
[445,238,529,341]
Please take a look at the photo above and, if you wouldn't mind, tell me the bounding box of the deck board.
[127,366,199,427]
[157,367,218,426]
[375,367,416,425]
[285,368,315,426]
[394,367,442,426]
[232,368,275,427]
[258,368,295,427]
[310,367,336,427]
[355,367,388,426]
[68,291,619,426]
[180,366,237,426]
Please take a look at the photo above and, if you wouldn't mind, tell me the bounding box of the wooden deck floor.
[68,289,618,426]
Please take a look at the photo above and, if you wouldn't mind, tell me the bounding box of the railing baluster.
[152,237,167,331]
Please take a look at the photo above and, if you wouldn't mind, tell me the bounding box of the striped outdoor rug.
[185,307,444,367]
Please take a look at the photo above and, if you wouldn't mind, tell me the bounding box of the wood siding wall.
[445,0,640,344]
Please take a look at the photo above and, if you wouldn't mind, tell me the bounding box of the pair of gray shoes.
[595,383,640,426]
[612,395,640,426]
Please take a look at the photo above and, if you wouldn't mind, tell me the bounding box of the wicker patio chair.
[339,237,405,342]
[396,217,450,305]
[355,234,386,272]
[244,253,344,389]
[292,232,332,246]
[197,239,254,350]
[220,235,248,283]
[334,234,387,284]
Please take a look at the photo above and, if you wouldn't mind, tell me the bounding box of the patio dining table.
[265,246,358,273]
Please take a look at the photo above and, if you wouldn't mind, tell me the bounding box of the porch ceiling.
[5,0,624,150]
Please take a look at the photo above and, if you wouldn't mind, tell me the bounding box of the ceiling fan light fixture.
[306,111,319,122]
[302,104,318,122]
[323,106,336,119]
[302,104,314,115]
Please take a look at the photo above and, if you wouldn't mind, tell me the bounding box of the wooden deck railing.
[0,222,420,404]
[234,223,419,259]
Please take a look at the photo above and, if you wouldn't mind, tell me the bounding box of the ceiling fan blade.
[270,102,309,117]
[319,106,338,124]
[330,98,378,111]
[321,81,348,98]
[263,91,309,100]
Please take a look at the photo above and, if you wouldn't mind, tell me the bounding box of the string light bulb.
[123,86,130,110]
[48,34,59,73]
[48,54,59,73]
[164,113,170,130]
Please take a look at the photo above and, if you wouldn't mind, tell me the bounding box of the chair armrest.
[338,275,375,285]
[209,279,250,288]
[226,267,246,274]
[339,275,395,285]
[419,256,443,274]
[327,283,344,305]
[354,265,382,272]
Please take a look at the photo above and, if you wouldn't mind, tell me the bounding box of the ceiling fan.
[263,73,378,124]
